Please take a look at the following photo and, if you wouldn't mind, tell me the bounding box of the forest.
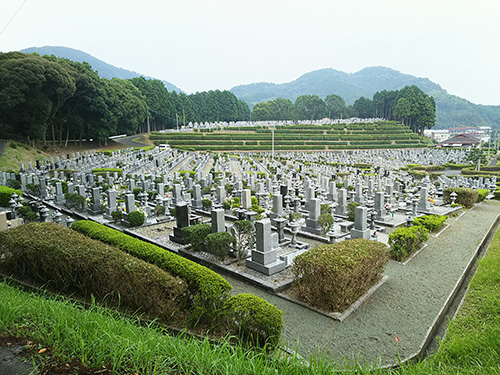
[0,52,250,145]
[0,52,435,146]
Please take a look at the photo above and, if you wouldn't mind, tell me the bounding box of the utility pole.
[176,114,179,132]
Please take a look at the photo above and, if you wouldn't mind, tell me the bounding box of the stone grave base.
[350,228,371,239]
[246,257,286,276]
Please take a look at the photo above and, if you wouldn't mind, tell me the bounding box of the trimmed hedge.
[0,185,22,207]
[0,223,188,321]
[92,168,123,176]
[224,293,283,348]
[205,231,234,260]
[413,215,447,232]
[443,187,479,209]
[388,225,429,261]
[182,223,212,252]
[477,189,489,202]
[292,239,388,312]
[71,220,232,320]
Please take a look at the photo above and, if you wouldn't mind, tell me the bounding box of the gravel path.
[223,200,500,367]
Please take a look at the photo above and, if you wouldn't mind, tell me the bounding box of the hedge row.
[388,225,429,261]
[72,220,284,347]
[71,220,232,320]
[442,188,479,208]
[0,185,22,207]
[92,168,123,176]
[292,239,388,312]
[0,223,188,322]
[413,214,447,232]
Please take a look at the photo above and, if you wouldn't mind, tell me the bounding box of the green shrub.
[318,212,334,234]
[202,198,212,210]
[231,220,255,261]
[71,220,232,324]
[0,186,22,207]
[0,223,188,322]
[7,179,21,189]
[64,192,86,211]
[347,201,361,221]
[413,215,447,232]
[388,225,429,262]
[224,293,283,348]
[17,205,38,222]
[127,210,145,227]
[442,187,479,209]
[494,190,500,200]
[182,223,212,252]
[292,239,388,312]
[477,189,489,202]
[111,210,124,223]
[205,232,234,260]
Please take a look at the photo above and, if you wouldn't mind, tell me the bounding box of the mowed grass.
[1,225,500,374]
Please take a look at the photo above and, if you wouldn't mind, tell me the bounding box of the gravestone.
[170,203,190,244]
[351,206,371,239]
[211,208,225,233]
[246,219,285,275]
[335,188,348,216]
[305,197,322,234]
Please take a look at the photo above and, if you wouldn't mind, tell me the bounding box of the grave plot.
[0,145,497,321]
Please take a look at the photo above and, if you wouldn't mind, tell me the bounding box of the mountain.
[20,46,183,93]
[230,67,500,129]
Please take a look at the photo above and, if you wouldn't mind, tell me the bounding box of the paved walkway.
[224,200,500,367]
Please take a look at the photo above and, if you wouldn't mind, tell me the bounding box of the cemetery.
[1,136,500,369]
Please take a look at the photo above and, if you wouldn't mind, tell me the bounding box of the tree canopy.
[0,52,250,145]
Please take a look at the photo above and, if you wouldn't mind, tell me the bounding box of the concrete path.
[224,200,500,367]
[112,134,149,148]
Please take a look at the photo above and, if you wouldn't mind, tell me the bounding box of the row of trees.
[0,52,250,145]
[251,86,436,134]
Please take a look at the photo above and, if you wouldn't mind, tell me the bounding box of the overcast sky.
[1,0,498,105]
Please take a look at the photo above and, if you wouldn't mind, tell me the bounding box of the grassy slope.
[1,224,500,373]
[0,140,127,173]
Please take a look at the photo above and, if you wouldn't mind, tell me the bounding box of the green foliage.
[318,212,334,234]
[111,210,124,223]
[0,185,22,207]
[231,220,255,261]
[7,179,21,189]
[443,187,479,209]
[127,210,145,227]
[17,205,38,222]
[64,192,86,211]
[71,220,232,323]
[320,203,331,215]
[388,225,429,261]
[205,232,235,261]
[202,198,213,210]
[182,223,212,252]
[477,189,489,202]
[347,201,361,221]
[224,293,283,348]
[0,223,188,321]
[292,239,388,312]
[413,215,447,232]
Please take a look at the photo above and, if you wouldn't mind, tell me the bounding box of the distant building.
[424,129,450,143]
[436,134,480,148]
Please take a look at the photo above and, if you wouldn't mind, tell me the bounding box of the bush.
[0,186,22,207]
[231,220,255,261]
[64,192,86,211]
[202,198,212,210]
[0,223,188,322]
[292,239,388,312]
[17,205,38,222]
[477,189,489,202]
[443,188,479,209]
[224,293,283,348]
[127,210,145,227]
[413,215,447,232]
[347,201,361,221]
[71,221,231,318]
[111,210,124,223]
[182,223,212,252]
[388,225,429,261]
[205,232,234,260]
[318,212,334,234]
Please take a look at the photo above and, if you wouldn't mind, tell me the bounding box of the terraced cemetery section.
[150,121,429,151]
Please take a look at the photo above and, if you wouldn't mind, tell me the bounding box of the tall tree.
[293,95,326,121]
